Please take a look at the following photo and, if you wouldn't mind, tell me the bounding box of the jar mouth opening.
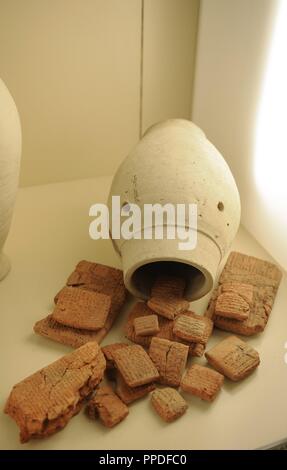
[120,232,220,301]
[129,260,210,301]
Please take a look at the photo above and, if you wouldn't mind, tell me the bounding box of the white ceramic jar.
[0,79,21,281]
[108,119,241,301]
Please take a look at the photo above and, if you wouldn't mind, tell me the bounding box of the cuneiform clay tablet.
[124,302,174,348]
[149,337,188,387]
[4,342,106,442]
[147,297,189,320]
[215,292,250,321]
[124,303,205,357]
[221,282,254,304]
[52,287,111,330]
[101,343,129,370]
[115,372,155,404]
[205,335,260,381]
[180,364,224,401]
[151,275,186,299]
[34,298,120,348]
[134,314,160,336]
[151,387,187,422]
[113,344,159,387]
[173,313,213,345]
[87,385,128,427]
[206,252,282,336]
[65,260,127,316]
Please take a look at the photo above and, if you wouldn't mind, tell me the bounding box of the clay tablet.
[87,385,128,427]
[5,342,106,442]
[113,344,159,387]
[149,337,188,387]
[205,252,282,335]
[151,388,188,422]
[181,364,224,401]
[52,286,111,330]
[205,335,260,381]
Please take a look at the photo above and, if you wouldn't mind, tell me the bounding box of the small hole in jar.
[121,201,130,212]
[217,201,224,212]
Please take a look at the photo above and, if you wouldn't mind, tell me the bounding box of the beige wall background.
[142,0,199,134]
[0,0,199,187]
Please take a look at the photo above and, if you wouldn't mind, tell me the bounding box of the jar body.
[108,119,241,300]
[0,79,21,280]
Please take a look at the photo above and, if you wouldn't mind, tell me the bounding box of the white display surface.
[0,176,286,450]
